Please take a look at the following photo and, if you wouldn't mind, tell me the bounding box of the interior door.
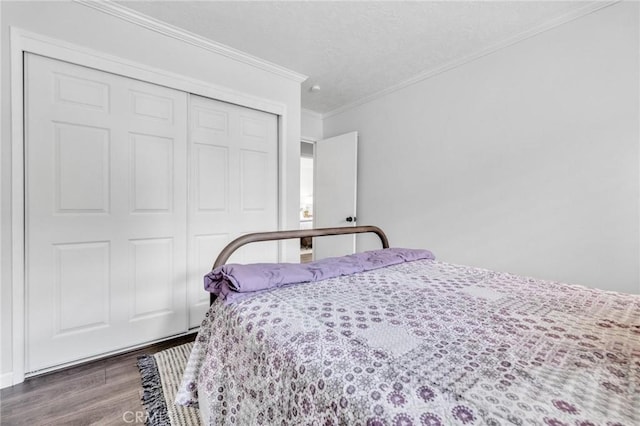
[313,131,358,260]
[25,53,188,372]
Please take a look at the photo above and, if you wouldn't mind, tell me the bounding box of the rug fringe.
[137,354,171,426]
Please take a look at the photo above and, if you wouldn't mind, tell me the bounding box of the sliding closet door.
[24,53,188,372]
[187,95,279,327]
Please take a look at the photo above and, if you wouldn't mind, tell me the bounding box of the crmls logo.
[122,411,149,423]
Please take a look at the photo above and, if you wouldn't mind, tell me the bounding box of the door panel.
[54,123,110,212]
[53,242,110,335]
[129,237,175,319]
[313,131,358,260]
[25,53,188,372]
[187,95,279,328]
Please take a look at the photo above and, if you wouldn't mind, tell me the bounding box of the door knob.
[346,216,356,222]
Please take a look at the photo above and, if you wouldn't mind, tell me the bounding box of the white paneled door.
[24,53,279,373]
[313,131,358,260]
[25,53,189,372]
[187,95,278,327]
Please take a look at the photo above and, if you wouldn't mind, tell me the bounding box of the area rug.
[137,342,201,426]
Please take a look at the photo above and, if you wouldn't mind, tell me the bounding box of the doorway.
[300,141,314,262]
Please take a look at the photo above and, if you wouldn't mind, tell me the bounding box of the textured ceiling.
[116,1,601,115]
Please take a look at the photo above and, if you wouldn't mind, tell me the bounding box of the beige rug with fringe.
[137,342,201,426]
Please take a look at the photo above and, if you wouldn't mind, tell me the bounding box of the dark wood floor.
[1,333,196,426]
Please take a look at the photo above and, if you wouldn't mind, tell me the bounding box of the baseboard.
[1,372,14,389]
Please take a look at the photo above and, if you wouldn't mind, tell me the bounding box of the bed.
[177,226,639,425]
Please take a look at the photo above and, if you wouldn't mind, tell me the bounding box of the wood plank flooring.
[0,333,196,425]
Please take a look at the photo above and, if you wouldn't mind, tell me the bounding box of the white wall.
[324,2,639,295]
[1,1,302,384]
[301,108,323,141]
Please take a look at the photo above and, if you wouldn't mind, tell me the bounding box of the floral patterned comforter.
[176,258,640,426]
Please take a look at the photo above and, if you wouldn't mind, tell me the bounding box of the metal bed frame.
[209,225,389,305]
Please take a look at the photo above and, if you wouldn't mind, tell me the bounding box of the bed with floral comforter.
[176,252,639,426]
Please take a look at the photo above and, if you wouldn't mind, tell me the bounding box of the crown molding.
[323,0,620,119]
[301,108,323,120]
[74,0,307,84]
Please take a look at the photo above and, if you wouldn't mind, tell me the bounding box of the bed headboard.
[209,225,389,305]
